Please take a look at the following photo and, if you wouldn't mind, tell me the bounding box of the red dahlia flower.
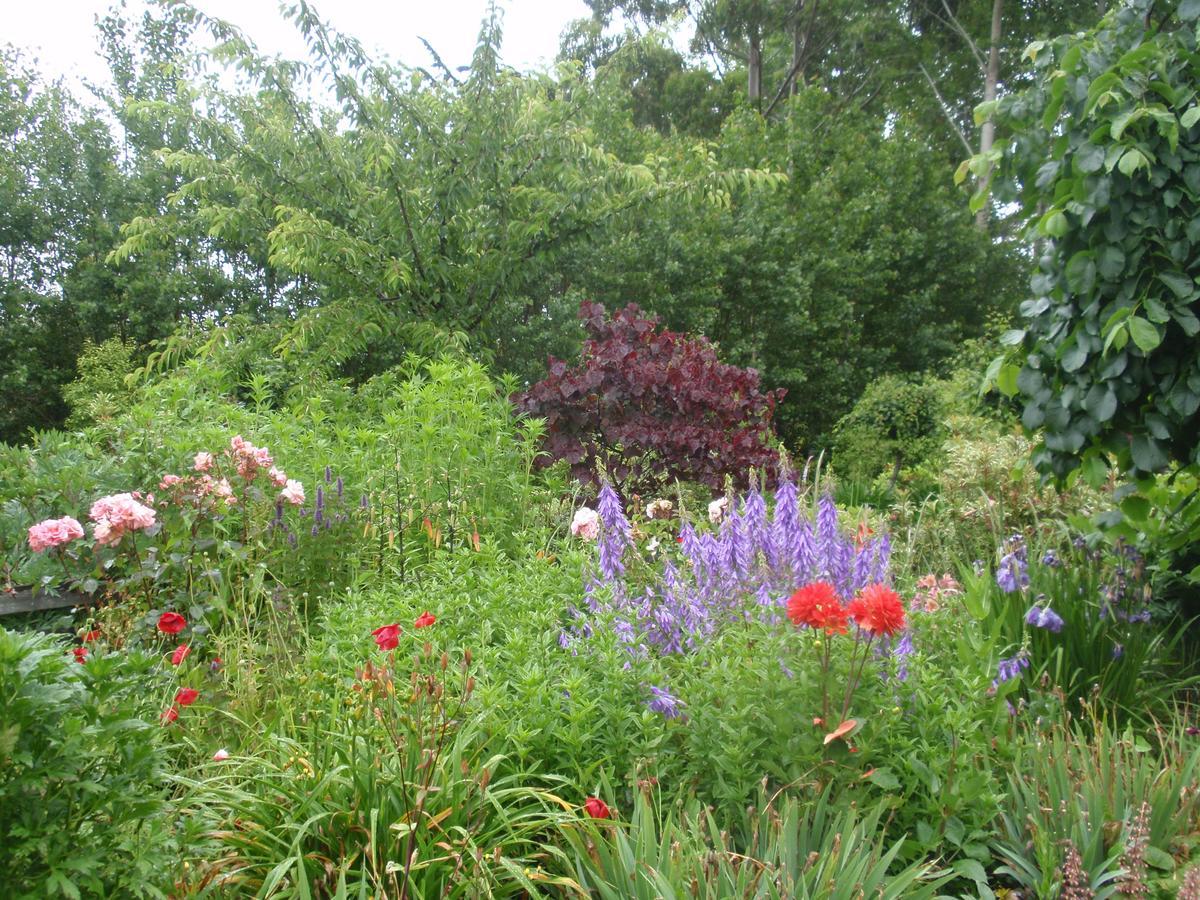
[414,611,437,629]
[847,584,906,637]
[82,629,101,643]
[787,581,849,634]
[584,796,611,819]
[175,688,200,707]
[372,623,402,651]
[160,706,179,725]
[157,612,187,635]
[72,647,88,663]
[170,644,191,666]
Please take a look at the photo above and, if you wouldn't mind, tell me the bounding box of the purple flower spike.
[646,684,685,719]
[596,483,632,582]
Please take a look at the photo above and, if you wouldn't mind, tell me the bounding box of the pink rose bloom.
[268,466,288,487]
[89,492,157,546]
[570,507,600,541]
[28,516,85,552]
[159,474,183,490]
[214,478,236,505]
[280,479,305,505]
[93,520,115,546]
[194,452,214,473]
[230,435,248,452]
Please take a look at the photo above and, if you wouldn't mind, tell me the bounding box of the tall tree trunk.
[748,27,762,108]
[976,0,1003,230]
[790,3,806,96]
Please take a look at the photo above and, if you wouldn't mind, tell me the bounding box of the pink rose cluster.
[178,436,302,506]
[90,492,157,547]
[229,434,274,480]
[28,516,85,552]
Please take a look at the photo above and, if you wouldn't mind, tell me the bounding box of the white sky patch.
[4,0,593,90]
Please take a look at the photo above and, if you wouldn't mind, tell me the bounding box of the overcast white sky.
[5,0,594,88]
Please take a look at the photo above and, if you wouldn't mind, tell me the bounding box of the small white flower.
[212,748,230,761]
[707,497,729,524]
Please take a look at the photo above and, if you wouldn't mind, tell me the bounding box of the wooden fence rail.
[0,587,91,617]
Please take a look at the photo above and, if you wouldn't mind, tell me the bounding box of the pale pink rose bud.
[212,748,230,761]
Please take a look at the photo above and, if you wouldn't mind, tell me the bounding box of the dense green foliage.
[0,628,176,898]
[982,0,1200,480]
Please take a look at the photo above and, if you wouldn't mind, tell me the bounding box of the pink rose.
[214,479,236,505]
[280,479,305,506]
[28,516,85,552]
[268,466,288,487]
[89,492,157,546]
[194,452,214,473]
[570,507,600,541]
[159,474,183,490]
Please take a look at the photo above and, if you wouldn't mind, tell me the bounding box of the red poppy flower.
[372,623,402,651]
[170,644,191,666]
[160,706,179,725]
[82,629,101,643]
[175,687,200,707]
[414,611,436,629]
[787,581,848,634]
[157,612,187,635]
[72,646,89,663]
[847,584,907,638]
[584,796,611,819]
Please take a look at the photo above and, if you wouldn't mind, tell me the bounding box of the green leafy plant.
[0,627,176,898]
[992,707,1200,897]
[562,780,951,898]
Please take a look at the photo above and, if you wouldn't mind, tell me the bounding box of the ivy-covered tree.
[978,0,1200,481]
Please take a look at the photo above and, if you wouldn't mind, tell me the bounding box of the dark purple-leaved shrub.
[514,301,784,490]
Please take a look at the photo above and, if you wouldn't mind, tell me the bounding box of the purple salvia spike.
[596,483,632,582]
[771,478,801,577]
[852,544,873,593]
[870,534,891,585]
[794,521,816,586]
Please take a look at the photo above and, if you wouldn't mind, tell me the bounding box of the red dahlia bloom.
[847,584,907,637]
[82,629,101,642]
[372,623,402,651]
[157,612,187,635]
[584,796,611,819]
[170,644,191,666]
[160,706,179,725]
[175,687,200,707]
[787,581,849,634]
[414,611,436,629]
[72,647,88,663]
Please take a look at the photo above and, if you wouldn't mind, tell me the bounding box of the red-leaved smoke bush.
[514,301,783,492]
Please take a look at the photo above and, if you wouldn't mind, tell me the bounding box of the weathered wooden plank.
[0,587,91,617]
